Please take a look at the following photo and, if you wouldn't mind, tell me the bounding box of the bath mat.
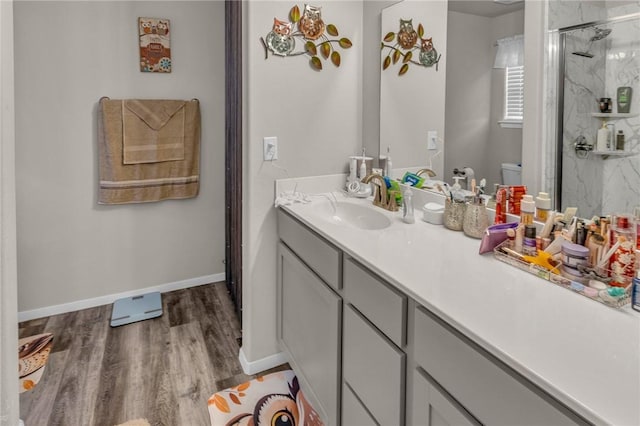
[18,333,54,393]
[115,419,151,426]
[110,292,163,327]
[116,419,151,426]
[208,369,324,426]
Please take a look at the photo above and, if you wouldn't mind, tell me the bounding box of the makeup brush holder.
[444,199,466,231]
[463,201,489,239]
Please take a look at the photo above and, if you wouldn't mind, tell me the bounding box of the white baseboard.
[18,273,225,322]
[239,346,288,375]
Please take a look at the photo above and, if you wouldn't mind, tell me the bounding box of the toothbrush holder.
[444,199,466,231]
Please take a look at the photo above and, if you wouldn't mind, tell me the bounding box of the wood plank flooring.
[19,282,286,426]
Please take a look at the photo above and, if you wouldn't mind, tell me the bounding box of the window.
[501,65,524,128]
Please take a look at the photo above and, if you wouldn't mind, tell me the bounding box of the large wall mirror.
[380,0,525,191]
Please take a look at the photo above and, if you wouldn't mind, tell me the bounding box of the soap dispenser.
[463,190,489,239]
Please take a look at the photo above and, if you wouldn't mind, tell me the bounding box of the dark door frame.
[225,0,242,323]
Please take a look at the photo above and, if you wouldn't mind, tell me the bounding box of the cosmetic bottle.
[535,192,551,221]
[486,184,499,210]
[494,186,507,225]
[617,86,632,113]
[523,225,537,255]
[634,206,640,251]
[402,189,415,224]
[609,215,636,287]
[520,195,535,225]
[632,269,640,312]
[616,130,625,150]
[596,121,611,151]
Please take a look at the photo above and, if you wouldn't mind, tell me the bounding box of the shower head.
[591,27,612,41]
[572,27,611,58]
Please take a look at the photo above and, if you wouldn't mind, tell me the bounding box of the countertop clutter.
[281,189,640,426]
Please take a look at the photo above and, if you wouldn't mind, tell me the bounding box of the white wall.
[14,1,225,312]
[1,0,19,422]
[243,1,363,363]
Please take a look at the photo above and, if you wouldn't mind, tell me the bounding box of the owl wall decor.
[397,19,418,50]
[381,18,441,75]
[138,17,171,73]
[259,4,352,71]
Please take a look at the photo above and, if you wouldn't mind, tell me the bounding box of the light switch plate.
[263,136,278,161]
[427,131,438,150]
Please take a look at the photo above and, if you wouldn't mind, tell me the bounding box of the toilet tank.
[501,163,522,185]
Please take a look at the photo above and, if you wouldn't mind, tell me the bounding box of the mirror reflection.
[379,0,524,194]
[554,15,640,218]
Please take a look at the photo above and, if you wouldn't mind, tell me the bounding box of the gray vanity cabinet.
[411,305,587,426]
[412,368,480,426]
[277,212,342,426]
[277,209,588,426]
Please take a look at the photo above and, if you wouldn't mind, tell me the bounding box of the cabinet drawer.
[343,257,406,347]
[278,210,341,290]
[413,306,586,425]
[342,382,377,426]
[343,305,405,426]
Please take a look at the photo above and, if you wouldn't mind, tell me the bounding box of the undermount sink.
[328,201,392,230]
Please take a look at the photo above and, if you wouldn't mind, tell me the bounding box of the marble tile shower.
[550,5,640,218]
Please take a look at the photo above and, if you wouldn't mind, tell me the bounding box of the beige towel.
[122,99,186,164]
[98,98,200,205]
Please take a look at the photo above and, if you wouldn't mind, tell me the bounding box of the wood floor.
[19,282,285,426]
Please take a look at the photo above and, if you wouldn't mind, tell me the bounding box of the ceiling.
[448,0,524,18]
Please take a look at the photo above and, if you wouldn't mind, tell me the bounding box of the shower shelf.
[591,112,638,119]
[591,150,636,159]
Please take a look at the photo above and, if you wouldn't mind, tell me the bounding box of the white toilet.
[501,163,522,185]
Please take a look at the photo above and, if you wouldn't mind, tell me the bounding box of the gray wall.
[445,9,524,189]
[14,1,225,311]
[243,0,364,363]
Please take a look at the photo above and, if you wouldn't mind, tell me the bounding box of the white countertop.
[280,189,640,425]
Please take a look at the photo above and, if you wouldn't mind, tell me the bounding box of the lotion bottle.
[596,120,611,151]
[520,194,535,225]
[402,189,415,224]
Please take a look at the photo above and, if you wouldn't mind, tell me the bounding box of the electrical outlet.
[263,136,278,161]
[427,131,438,150]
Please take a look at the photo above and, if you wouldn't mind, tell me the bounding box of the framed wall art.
[138,17,171,73]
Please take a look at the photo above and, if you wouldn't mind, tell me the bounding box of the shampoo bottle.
[597,121,611,151]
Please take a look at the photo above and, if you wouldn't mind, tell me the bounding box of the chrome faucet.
[361,173,399,212]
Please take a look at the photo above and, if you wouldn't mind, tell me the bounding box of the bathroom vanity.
[276,189,639,426]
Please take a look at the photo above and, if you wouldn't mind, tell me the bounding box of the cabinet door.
[342,383,377,426]
[343,304,405,426]
[278,243,341,426]
[411,368,480,426]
